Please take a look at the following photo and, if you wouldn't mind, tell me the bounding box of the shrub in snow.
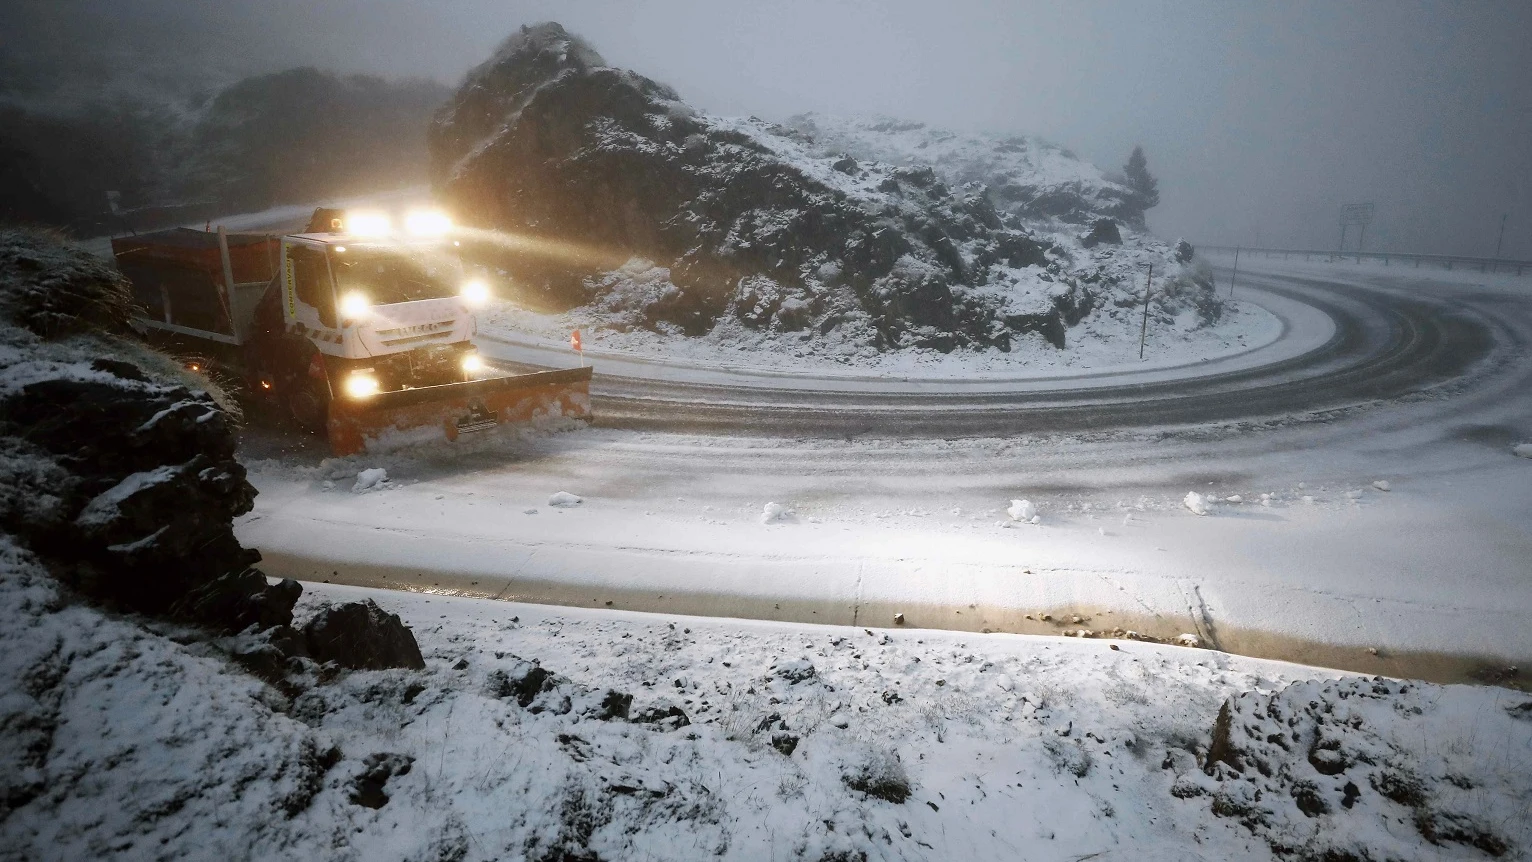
[1006,499,1036,521]
[773,658,818,684]
[841,746,912,803]
[352,467,388,493]
[548,491,582,507]
[1183,491,1209,516]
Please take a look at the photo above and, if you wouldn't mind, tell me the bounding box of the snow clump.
[548,491,582,508]
[1372,480,1391,491]
[1006,499,1036,522]
[1513,443,1532,459]
[1183,491,1209,516]
[352,468,388,493]
[761,501,792,524]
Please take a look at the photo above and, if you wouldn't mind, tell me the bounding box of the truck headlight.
[460,279,490,307]
[342,372,380,399]
[339,291,371,319]
[405,209,452,236]
[461,353,485,375]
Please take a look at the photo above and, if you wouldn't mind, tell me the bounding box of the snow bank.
[351,467,388,493]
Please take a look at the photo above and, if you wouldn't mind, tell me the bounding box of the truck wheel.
[286,381,329,434]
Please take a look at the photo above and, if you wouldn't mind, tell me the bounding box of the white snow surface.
[5,542,1530,861]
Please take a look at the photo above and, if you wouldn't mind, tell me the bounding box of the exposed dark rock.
[173,569,302,633]
[350,753,414,809]
[1081,217,1122,249]
[302,600,427,671]
[771,732,800,756]
[630,704,690,731]
[488,660,558,707]
[1174,238,1195,263]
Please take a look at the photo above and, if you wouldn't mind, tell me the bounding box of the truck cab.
[277,230,489,402]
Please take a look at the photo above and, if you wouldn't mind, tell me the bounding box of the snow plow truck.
[111,207,592,455]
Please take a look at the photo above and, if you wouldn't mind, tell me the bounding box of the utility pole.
[1496,213,1508,259]
[1139,262,1153,360]
[1229,247,1241,298]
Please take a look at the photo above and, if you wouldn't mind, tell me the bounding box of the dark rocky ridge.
[430,23,1106,353]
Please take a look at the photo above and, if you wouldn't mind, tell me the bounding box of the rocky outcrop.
[431,23,1064,352]
[0,229,422,672]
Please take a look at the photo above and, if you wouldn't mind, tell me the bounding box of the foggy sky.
[11,0,1532,258]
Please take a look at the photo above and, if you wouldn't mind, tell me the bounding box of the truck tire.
[285,350,330,434]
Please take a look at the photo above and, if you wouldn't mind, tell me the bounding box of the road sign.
[1340,203,1375,226]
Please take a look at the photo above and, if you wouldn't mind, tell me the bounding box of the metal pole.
[1339,223,1347,254]
[1229,247,1240,298]
[1496,213,1508,259]
[1357,222,1366,263]
[1139,263,1153,360]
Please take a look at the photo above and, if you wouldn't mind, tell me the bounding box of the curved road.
[482,270,1505,438]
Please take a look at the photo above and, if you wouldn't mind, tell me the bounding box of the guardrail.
[1198,245,1531,277]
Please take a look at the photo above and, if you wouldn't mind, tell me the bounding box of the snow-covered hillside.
[782,114,1139,228]
[434,23,1220,368]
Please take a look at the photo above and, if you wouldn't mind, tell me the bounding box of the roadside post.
[1229,246,1240,298]
[1139,262,1153,360]
[571,329,584,367]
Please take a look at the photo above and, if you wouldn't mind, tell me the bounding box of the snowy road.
[238,256,1532,682]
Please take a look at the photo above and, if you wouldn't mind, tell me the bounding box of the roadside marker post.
[1139,262,1153,360]
[1229,246,1240,298]
[571,329,584,367]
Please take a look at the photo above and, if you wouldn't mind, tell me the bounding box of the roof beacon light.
[405,209,453,237]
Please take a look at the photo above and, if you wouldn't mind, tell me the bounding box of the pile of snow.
[547,490,583,508]
[1514,443,1532,459]
[1183,491,1210,516]
[1006,498,1039,523]
[761,501,792,524]
[351,467,388,493]
[1372,479,1392,491]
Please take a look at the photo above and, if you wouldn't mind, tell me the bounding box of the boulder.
[302,600,426,671]
[1081,217,1122,248]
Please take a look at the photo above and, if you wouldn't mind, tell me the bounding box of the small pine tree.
[1123,145,1160,214]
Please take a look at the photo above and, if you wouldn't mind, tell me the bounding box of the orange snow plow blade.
[326,366,593,456]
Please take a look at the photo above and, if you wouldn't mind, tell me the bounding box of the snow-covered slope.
[782,114,1139,227]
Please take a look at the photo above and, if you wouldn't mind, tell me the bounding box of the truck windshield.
[330,247,459,304]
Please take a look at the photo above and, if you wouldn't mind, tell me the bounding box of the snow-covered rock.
[1372,479,1392,491]
[1006,499,1036,521]
[548,491,583,508]
[1513,443,1532,459]
[1183,491,1210,516]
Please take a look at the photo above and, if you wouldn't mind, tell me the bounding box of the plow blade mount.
[327,366,593,456]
